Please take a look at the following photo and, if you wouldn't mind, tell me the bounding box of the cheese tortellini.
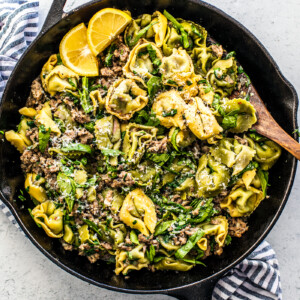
[196,154,230,197]
[152,90,187,129]
[119,188,157,236]
[122,123,157,164]
[210,138,256,175]
[105,78,148,120]
[197,216,228,250]
[31,201,63,238]
[185,97,223,140]
[25,173,47,203]
[220,170,264,217]
[42,64,79,96]
[123,40,163,79]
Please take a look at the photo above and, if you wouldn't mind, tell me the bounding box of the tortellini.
[169,127,196,149]
[207,57,237,97]
[162,26,182,56]
[89,90,105,112]
[123,40,163,79]
[246,137,281,170]
[191,45,219,75]
[119,188,157,236]
[42,65,79,96]
[31,201,63,238]
[152,90,187,129]
[105,78,148,120]
[115,244,149,275]
[196,154,230,197]
[210,138,256,175]
[5,118,32,153]
[35,102,61,136]
[154,257,194,271]
[125,11,167,48]
[160,48,194,85]
[197,216,228,250]
[220,169,264,217]
[94,115,121,150]
[25,173,47,203]
[122,123,157,164]
[102,189,125,213]
[19,107,37,118]
[40,54,57,89]
[130,160,159,186]
[221,99,257,133]
[53,104,75,128]
[185,97,223,140]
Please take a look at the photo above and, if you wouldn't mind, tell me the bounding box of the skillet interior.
[0,0,298,296]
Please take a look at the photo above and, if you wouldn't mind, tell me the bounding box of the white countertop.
[0,0,299,299]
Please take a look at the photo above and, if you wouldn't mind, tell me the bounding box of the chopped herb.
[225,234,232,246]
[68,78,77,88]
[186,80,193,86]
[166,79,177,85]
[132,220,137,225]
[162,109,177,117]
[26,120,35,128]
[292,128,300,137]
[84,122,95,133]
[56,53,63,65]
[226,51,236,59]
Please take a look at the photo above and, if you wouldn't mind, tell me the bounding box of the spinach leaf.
[163,10,189,49]
[222,115,237,130]
[101,148,124,157]
[79,77,93,114]
[146,152,170,166]
[146,244,156,262]
[104,43,116,67]
[154,220,175,236]
[38,125,51,153]
[175,229,204,259]
[257,169,269,197]
[130,230,139,245]
[83,219,103,237]
[60,143,92,154]
[57,172,76,211]
[147,76,163,101]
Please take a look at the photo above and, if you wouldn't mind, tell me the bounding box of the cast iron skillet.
[0,0,298,299]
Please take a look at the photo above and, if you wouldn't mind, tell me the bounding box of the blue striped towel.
[0,1,282,299]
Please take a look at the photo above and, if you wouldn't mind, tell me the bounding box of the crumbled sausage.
[147,137,168,153]
[228,217,249,238]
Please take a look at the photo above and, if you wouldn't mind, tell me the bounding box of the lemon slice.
[87,8,132,56]
[59,23,99,76]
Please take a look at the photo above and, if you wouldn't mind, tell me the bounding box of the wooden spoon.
[249,86,300,160]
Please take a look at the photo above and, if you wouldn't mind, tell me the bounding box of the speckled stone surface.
[0,0,299,299]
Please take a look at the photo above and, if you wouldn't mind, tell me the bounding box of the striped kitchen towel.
[0,0,39,97]
[0,1,282,299]
[212,241,282,300]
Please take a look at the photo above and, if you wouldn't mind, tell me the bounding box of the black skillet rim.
[0,0,298,295]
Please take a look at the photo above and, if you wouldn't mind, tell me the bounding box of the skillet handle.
[164,277,219,300]
[40,0,67,34]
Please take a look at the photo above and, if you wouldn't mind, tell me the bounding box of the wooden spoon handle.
[253,115,300,160]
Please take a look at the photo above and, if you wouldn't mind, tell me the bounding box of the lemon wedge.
[59,23,99,76]
[87,8,132,56]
